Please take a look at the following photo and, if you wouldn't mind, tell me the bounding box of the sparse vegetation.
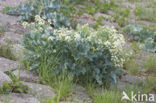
[86,84,123,103]
[2,6,13,14]
[0,43,16,60]
[112,7,130,27]
[134,6,156,22]
[38,61,74,100]
[93,16,103,29]
[0,26,5,36]
[144,55,156,76]
[0,71,29,94]
[124,59,139,75]
[92,90,123,103]
[141,76,156,93]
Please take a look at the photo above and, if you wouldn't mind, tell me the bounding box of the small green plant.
[0,26,5,36]
[100,3,111,13]
[2,6,13,14]
[46,97,59,103]
[0,43,16,60]
[118,16,127,27]
[130,42,140,53]
[83,3,98,15]
[0,71,29,94]
[93,16,103,29]
[144,55,156,76]
[134,6,142,16]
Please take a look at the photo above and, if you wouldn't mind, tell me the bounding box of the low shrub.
[141,37,156,53]
[23,16,126,85]
[7,0,70,29]
[123,24,154,42]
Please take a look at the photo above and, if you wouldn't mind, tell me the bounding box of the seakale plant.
[7,0,70,29]
[141,37,156,53]
[22,17,126,85]
[123,24,154,42]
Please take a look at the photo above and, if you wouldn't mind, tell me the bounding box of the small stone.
[0,57,20,72]
[0,32,22,44]
[0,71,11,86]
[120,74,145,85]
[94,12,110,18]
[13,69,39,83]
[76,13,96,27]
[11,44,24,60]
[0,93,40,103]
[23,82,56,102]
[101,20,118,27]
[0,13,17,25]
[0,101,4,103]
[65,84,92,103]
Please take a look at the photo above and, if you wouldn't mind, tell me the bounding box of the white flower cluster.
[22,15,53,34]
[52,28,81,41]
[35,15,45,25]
[96,26,126,67]
[80,25,127,67]
[22,22,28,28]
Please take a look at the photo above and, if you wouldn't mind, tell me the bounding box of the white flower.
[74,34,81,40]
[48,36,54,41]
[48,19,52,24]
[35,15,41,22]
[53,49,56,53]
[104,41,111,46]
[65,36,71,41]
[22,22,28,28]
[38,19,45,25]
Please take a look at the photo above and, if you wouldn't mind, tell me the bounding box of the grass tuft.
[124,59,139,75]
[0,43,16,60]
[144,55,156,76]
[37,60,74,101]
[2,6,14,14]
